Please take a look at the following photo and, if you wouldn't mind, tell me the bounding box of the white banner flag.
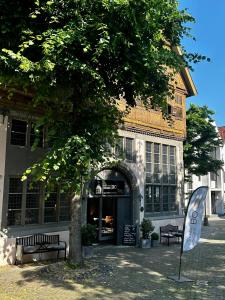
[183,186,208,252]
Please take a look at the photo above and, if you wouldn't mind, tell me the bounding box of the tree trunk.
[69,193,83,264]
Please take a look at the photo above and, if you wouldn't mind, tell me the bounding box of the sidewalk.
[0,218,225,300]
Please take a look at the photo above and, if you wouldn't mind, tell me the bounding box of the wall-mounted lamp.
[0,108,9,125]
[95,183,102,195]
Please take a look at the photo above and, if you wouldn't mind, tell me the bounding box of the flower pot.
[82,245,94,258]
[140,238,151,248]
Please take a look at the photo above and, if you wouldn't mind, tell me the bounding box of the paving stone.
[0,218,225,299]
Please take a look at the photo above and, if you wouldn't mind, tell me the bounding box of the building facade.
[185,126,225,217]
[0,68,196,264]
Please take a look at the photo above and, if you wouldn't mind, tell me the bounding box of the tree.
[0,0,201,263]
[184,104,223,177]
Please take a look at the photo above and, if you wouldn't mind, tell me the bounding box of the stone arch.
[113,162,141,225]
[83,162,141,244]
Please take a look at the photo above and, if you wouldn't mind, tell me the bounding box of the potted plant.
[151,232,159,247]
[140,219,155,248]
[81,224,97,258]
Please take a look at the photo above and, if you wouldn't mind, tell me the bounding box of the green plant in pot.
[151,232,159,247]
[81,224,97,257]
[140,219,155,248]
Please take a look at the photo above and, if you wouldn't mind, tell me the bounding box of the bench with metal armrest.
[160,224,182,246]
[15,233,67,264]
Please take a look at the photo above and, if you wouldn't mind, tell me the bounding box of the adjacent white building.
[185,126,225,216]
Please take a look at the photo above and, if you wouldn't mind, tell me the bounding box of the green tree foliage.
[184,104,223,176]
[0,0,202,263]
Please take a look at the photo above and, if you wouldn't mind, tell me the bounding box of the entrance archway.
[86,168,135,244]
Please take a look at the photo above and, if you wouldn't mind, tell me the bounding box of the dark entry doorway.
[87,197,116,241]
[87,169,132,244]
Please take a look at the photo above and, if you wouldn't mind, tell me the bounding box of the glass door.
[99,197,115,241]
[87,197,115,242]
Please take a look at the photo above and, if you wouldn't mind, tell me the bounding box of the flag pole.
[177,190,191,281]
[176,187,208,282]
[178,220,185,280]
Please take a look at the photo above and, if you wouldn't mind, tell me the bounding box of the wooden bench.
[15,233,67,264]
[160,224,179,246]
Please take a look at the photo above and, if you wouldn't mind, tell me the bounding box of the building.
[0,67,196,264]
[218,126,225,210]
[185,125,225,216]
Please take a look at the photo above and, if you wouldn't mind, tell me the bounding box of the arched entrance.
[87,168,133,245]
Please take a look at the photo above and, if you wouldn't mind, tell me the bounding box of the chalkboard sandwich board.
[123,225,137,246]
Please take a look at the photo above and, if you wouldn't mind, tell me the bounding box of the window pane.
[153,186,160,212]
[9,178,23,193]
[146,152,152,162]
[7,210,21,226]
[146,163,152,173]
[11,120,27,146]
[169,187,176,211]
[59,193,70,221]
[60,207,70,221]
[44,192,57,223]
[146,142,152,153]
[115,137,124,157]
[8,178,23,225]
[145,186,153,212]
[8,194,22,209]
[44,208,57,223]
[125,138,133,161]
[25,209,39,224]
[25,181,40,224]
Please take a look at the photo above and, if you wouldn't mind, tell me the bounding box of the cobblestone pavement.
[1,217,225,300]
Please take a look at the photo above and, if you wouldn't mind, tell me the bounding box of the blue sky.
[180,0,225,126]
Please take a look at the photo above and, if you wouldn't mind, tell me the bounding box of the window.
[10,119,27,146]
[210,172,216,182]
[175,94,183,105]
[169,146,176,184]
[7,178,71,226]
[25,181,40,224]
[115,137,135,162]
[153,143,160,183]
[145,142,177,215]
[59,194,70,221]
[44,189,57,223]
[167,104,172,115]
[8,178,23,226]
[146,142,152,183]
[30,123,44,148]
[172,107,183,119]
[125,138,133,161]
[115,137,124,157]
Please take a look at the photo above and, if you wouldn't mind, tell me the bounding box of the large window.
[8,178,23,226]
[44,189,58,223]
[115,137,135,162]
[10,120,27,146]
[145,142,177,215]
[25,181,40,224]
[175,94,183,105]
[10,119,44,148]
[7,178,70,226]
[59,194,70,222]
